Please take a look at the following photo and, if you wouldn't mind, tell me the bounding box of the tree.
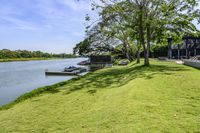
[0,49,61,59]
[74,23,117,56]
[73,38,92,56]
[88,0,200,65]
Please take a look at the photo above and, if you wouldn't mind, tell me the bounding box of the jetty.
[45,67,87,76]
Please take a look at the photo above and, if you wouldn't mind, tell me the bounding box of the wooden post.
[185,38,189,59]
[194,39,197,56]
[178,44,180,60]
[168,38,172,59]
[194,49,197,56]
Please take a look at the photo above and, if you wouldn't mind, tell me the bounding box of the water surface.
[0,58,86,106]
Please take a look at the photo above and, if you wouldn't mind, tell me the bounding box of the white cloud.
[0,0,91,32]
[0,0,93,53]
[0,16,41,31]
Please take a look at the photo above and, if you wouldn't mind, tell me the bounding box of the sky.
[0,0,199,54]
[0,0,93,54]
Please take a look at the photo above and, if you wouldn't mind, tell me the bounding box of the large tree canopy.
[77,0,200,65]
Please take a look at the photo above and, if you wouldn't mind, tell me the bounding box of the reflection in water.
[0,58,87,106]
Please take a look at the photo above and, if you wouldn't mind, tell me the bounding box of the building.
[90,55,112,65]
[168,36,200,59]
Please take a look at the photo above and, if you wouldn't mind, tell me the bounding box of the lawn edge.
[0,72,92,111]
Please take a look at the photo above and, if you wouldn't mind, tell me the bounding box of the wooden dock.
[45,71,78,76]
[45,69,87,76]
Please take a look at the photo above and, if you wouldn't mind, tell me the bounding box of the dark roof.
[172,43,200,50]
[182,36,200,40]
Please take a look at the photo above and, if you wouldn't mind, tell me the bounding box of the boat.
[78,60,90,65]
[64,66,81,72]
[118,61,129,66]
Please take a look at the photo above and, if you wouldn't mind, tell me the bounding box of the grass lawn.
[0,60,200,132]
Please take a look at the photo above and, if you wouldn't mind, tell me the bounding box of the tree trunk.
[145,24,151,66]
[138,6,146,65]
[136,39,141,63]
[141,29,146,65]
[127,43,134,62]
[143,47,147,65]
[123,43,131,61]
[136,46,140,63]
[124,42,134,62]
[126,41,134,62]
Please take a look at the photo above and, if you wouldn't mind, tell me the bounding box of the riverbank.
[0,75,85,110]
[0,60,200,132]
[0,58,85,106]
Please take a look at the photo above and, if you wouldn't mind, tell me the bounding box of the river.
[0,58,87,106]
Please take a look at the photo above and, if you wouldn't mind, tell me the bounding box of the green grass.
[0,60,200,132]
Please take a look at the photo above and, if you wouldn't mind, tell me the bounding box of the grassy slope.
[0,60,200,132]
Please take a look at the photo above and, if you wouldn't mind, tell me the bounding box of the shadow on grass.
[64,63,189,94]
[0,62,189,111]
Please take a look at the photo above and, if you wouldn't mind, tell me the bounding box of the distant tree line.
[0,49,76,59]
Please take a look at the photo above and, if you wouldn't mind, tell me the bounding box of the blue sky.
[0,0,93,53]
[0,0,199,54]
